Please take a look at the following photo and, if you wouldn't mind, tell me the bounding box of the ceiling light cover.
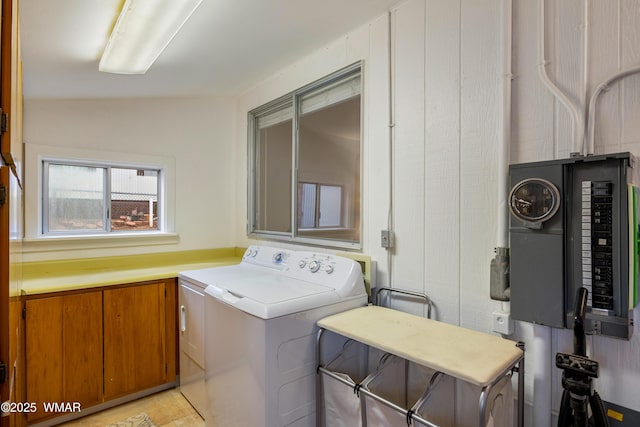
[99,0,204,74]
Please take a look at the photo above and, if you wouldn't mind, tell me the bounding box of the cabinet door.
[25,292,103,423]
[103,281,170,400]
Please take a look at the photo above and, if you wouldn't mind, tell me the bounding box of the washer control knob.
[251,249,258,257]
[325,264,334,274]
[309,260,320,273]
[298,260,307,269]
[273,252,285,264]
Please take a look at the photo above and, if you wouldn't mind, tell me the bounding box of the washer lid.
[216,273,331,303]
[181,260,366,319]
[203,273,347,320]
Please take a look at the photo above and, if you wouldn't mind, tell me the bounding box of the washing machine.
[185,245,367,427]
[178,277,207,417]
[179,269,246,417]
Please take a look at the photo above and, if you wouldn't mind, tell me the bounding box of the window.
[298,183,343,228]
[248,63,361,247]
[43,160,161,235]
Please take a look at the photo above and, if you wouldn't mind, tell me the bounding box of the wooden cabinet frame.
[24,279,178,424]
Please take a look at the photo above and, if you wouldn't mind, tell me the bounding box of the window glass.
[318,184,342,227]
[297,93,360,242]
[298,182,317,228]
[298,183,343,228]
[111,168,159,231]
[46,164,105,232]
[249,63,361,247]
[255,107,293,233]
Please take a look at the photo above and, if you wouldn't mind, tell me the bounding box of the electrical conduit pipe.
[586,66,640,155]
[537,0,584,155]
[490,0,513,306]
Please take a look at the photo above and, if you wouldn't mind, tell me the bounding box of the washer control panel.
[242,246,365,297]
[284,251,363,295]
[242,245,291,270]
[296,254,336,275]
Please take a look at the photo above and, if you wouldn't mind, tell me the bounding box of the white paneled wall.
[423,0,461,326]
[458,0,503,332]
[391,0,427,318]
[235,0,640,422]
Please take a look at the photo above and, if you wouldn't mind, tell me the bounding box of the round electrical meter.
[509,178,561,225]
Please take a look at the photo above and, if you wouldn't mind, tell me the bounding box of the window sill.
[22,232,180,254]
[248,232,361,250]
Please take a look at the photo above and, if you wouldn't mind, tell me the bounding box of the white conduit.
[498,0,512,313]
[538,0,584,155]
[497,0,512,251]
[386,10,396,299]
[532,324,552,427]
[581,0,590,154]
[586,66,640,155]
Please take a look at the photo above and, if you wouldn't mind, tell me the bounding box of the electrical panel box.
[509,153,640,339]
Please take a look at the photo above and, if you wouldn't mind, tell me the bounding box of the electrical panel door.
[509,153,639,339]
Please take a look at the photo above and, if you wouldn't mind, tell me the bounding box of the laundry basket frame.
[315,307,525,427]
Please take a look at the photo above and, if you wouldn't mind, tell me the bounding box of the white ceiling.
[20,0,402,100]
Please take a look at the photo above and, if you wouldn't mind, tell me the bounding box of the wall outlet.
[492,310,514,335]
[381,230,394,248]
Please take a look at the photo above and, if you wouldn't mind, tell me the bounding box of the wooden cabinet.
[25,279,177,423]
[104,280,176,399]
[25,292,103,423]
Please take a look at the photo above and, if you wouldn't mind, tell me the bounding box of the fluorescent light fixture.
[99,0,204,74]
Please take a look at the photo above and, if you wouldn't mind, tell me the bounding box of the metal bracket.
[0,362,6,383]
[0,184,6,206]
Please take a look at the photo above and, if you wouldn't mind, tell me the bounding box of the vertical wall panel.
[590,0,622,153]
[365,15,393,287]
[553,0,584,157]
[424,0,461,324]
[458,0,502,331]
[511,0,556,163]
[388,0,426,316]
[621,74,640,144]
[621,0,640,144]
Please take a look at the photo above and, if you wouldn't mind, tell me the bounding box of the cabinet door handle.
[180,305,186,333]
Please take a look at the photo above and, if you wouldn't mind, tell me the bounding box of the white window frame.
[42,160,162,235]
[247,62,363,249]
[24,143,176,250]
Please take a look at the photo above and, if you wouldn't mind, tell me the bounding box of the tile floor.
[58,388,204,427]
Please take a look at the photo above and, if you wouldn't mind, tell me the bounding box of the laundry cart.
[316,306,525,427]
[319,339,373,427]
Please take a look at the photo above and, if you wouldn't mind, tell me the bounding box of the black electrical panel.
[509,153,639,340]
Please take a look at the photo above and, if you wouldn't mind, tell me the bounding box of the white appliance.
[178,276,207,417]
[180,245,367,427]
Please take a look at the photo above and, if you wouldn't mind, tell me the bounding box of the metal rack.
[316,306,525,427]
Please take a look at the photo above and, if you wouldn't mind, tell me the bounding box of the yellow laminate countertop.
[21,247,244,295]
